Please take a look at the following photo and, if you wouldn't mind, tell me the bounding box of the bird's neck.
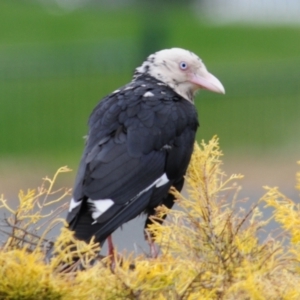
[133,70,195,103]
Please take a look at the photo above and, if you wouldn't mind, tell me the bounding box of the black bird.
[66,48,225,252]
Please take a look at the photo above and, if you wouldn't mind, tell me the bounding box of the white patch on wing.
[134,173,169,200]
[87,198,114,220]
[143,91,154,97]
[112,89,120,94]
[124,86,133,90]
[69,198,82,212]
[155,173,169,187]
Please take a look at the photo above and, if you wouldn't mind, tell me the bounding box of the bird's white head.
[134,47,225,102]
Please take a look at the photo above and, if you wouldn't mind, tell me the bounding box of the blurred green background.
[0,0,299,197]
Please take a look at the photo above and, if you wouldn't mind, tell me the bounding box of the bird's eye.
[179,61,188,70]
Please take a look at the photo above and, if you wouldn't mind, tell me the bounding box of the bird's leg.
[149,240,159,258]
[107,235,116,269]
[107,235,115,257]
[107,235,121,270]
[145,229,159,258]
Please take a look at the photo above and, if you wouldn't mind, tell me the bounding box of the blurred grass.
[0,0,299,169]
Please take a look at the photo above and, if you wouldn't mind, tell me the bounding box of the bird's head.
[134,47,225,102]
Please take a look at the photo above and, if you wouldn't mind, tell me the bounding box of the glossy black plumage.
[67,74,199,245]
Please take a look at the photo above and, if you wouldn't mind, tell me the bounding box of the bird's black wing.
[66,75,198,244]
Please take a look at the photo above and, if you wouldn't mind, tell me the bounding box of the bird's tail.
[69,189,153,246]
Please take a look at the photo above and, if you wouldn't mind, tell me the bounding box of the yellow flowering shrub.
[0,137,299,299]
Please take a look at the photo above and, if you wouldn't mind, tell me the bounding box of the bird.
[66,47,225,255]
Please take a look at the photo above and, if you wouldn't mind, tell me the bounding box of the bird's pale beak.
[189,71,225,94]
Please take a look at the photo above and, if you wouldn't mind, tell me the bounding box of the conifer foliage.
[0,137,300,299]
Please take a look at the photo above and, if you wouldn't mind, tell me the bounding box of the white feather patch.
[155,173,169,187]
[143,91,154,97]
[134,173,169,201]
[69,198,82,212]
[87,198,114,220]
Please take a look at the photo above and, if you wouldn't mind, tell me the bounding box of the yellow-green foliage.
[0,137,300,299]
